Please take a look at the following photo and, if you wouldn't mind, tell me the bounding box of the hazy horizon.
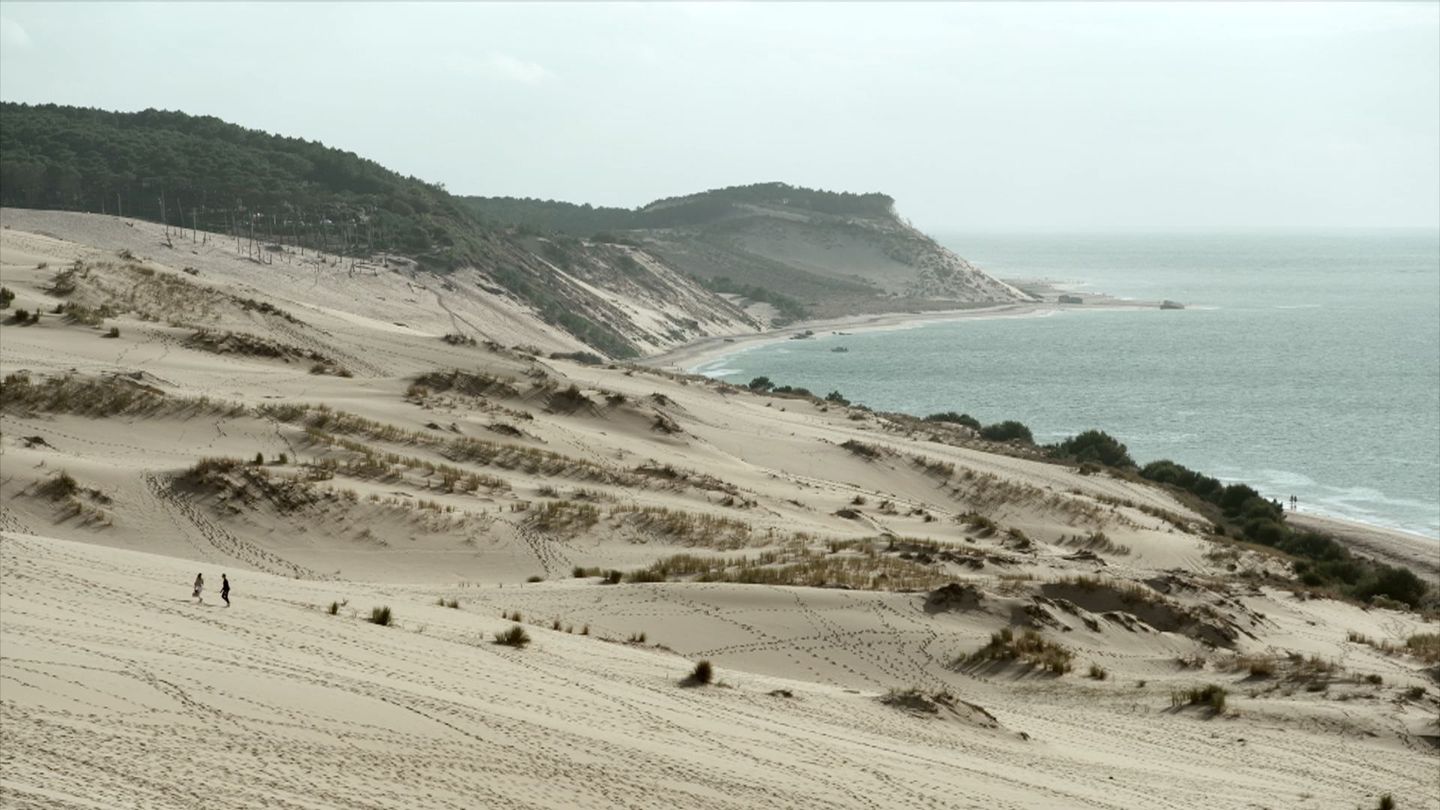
[1,2,1437,232]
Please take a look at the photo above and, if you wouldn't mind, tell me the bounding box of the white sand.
[2,211,1437,809]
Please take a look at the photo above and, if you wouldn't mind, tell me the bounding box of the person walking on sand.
[192,573,204,603]
[221,574,231,608]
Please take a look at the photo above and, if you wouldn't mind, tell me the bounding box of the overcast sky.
[1,2,1436,231]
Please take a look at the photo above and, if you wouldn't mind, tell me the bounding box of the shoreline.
[1286,512,1440,581]
[644,296,1154,373]
[642,297,1440,557]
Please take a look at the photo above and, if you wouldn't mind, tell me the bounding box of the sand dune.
[2,211,1437,809]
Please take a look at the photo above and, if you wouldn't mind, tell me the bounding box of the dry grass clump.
[1054,575,1162,606]
[908,454,956,478]
[611,504,753,548]
[34,470,80,501]
[1,372,244,419]
[880,687,954,714]
[840,439,881,460]
[627,546,950,592]
[494,625,531,647]
[1229,655,1276,678]
[685,660,714,685]
[302,434,510,494]
[267,403,634,485]
[1058,531,1132,556]
[59,301,117,326]
[412,369,520,399]
[1406,633,1440,664]
[1170,684,1226,714]
[957,512,998,537]
[181,457,328,514]
[962,628,1074,674]
[368,606,394,626]
[530,500,601,533]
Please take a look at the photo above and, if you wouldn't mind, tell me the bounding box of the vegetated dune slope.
[1,210,1437,810]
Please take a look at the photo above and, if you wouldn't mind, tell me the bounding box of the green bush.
[924,411,981,430]
[979,420,1033,443]
[1052,429,1134,468]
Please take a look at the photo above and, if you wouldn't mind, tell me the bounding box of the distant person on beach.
[221,574,231,607]
[192,573,204,603]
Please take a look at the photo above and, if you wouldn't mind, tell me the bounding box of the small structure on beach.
[1058,294,1084,304]
[1160,300,1185,310]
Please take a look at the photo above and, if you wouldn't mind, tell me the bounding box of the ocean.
[694,231,1440,539]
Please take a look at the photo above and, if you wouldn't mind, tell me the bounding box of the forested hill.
[465,183,897,235]
[0,103,1029,351]
[0,103,492,269]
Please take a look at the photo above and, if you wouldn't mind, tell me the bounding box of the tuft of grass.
[688,660,714,685]
[1088,663,1108,680]
[1170,684,1226,714]
[368,606,393,626]
[1232,656,1275,678]
[495,625,531,647]
[1406,633,1440,664]
[840,439,880,460]
[36,470,80,501]
[327,601,340,615]
[963,627,1073,674]
[627,632,647,644]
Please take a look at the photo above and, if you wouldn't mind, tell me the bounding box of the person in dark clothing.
[221,574,231,607]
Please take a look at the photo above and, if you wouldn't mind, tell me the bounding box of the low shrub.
[923,411,981,430]
[1088,664,1108,680]
[1051,429,1134,468]
[327,601,340,615]
[369,606,393,626]
[979,420,1033,444]
[688,660,714,685]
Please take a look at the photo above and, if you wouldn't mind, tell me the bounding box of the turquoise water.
[696,232,1440,539]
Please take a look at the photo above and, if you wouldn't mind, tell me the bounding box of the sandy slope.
[2,212,1438,809]
[3,533,1436,810]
